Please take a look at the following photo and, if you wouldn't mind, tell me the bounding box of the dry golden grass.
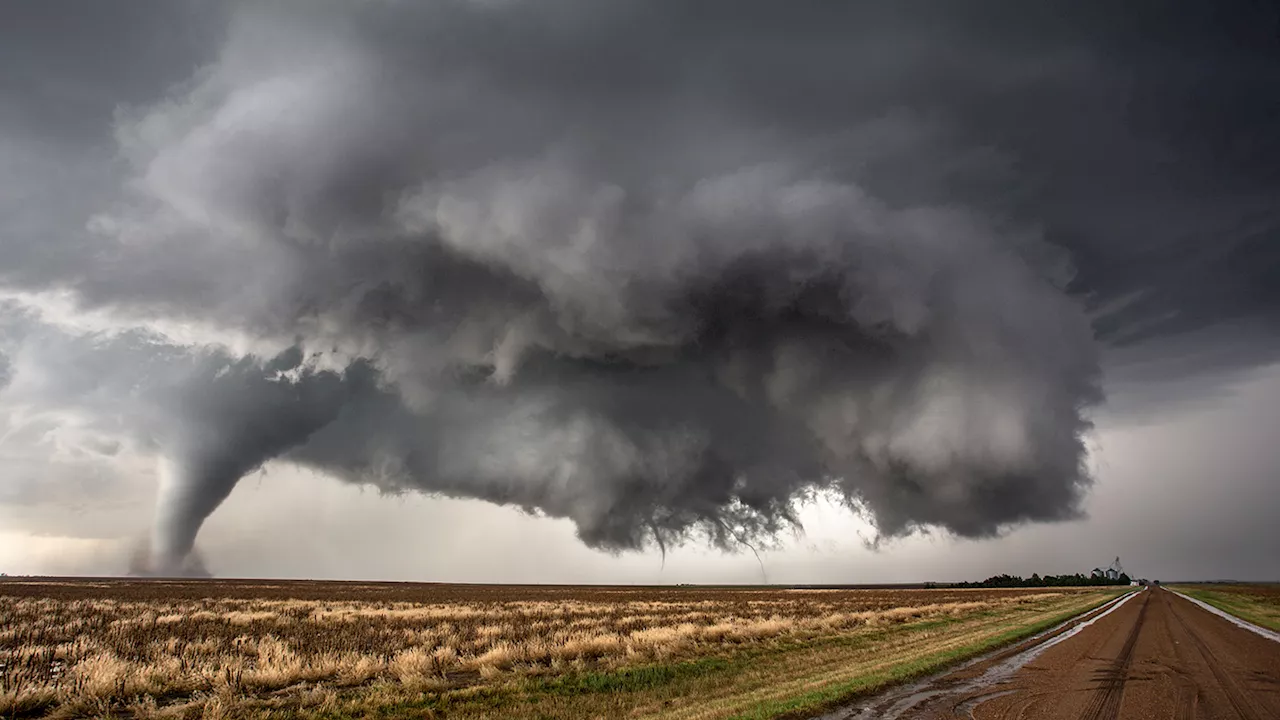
[0,579,1120,719]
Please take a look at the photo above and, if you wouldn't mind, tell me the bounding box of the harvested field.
[0,579,1123,719]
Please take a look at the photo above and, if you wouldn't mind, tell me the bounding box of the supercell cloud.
[1,1,1277,574]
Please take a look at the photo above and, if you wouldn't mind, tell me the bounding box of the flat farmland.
[0,579,1123,720]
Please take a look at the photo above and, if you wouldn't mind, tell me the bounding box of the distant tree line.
[952,572,1132,588]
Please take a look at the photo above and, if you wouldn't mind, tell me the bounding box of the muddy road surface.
[823,587,1280,719]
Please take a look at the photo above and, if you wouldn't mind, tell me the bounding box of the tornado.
[3,1,1273,565]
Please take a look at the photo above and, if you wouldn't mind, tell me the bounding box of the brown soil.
[838,587,1280,719]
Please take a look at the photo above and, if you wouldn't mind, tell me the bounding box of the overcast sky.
[2,1,1278,583]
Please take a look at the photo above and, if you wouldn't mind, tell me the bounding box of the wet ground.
[819,587,1280,719]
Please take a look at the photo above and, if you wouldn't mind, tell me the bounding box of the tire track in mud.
[1166,592,1269,720]
[1154,593,1203,720]
[955,592,1150,720]
[1173,681,1199,720]
[1078,590,1149,720]
[812,587,1280,720]
[955,689,1033,720]
[814,591,1144,720]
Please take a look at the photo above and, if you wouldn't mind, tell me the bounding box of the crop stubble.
[0,579,1117,719]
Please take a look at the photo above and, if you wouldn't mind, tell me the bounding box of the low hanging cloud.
[1,0,1277,573]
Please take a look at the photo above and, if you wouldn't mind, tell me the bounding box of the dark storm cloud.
[0,0,225,143]
[1,0,1278,570]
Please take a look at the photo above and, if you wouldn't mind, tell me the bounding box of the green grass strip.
[730,590,1128,720]
[1173,586,1280,632]
[330,591,1125,720]
[537,656,732,696]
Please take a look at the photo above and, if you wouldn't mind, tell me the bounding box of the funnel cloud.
[2,0,1278,574]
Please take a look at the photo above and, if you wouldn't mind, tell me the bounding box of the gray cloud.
[1,0,1278,572]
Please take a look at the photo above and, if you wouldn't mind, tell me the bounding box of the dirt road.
[825,588,1280,719]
